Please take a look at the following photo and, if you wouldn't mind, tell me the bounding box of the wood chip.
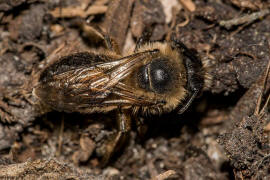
[50,24,64,34]
[160,0,181,23]
[264,122,270,132]
[178,0,196,12]
[102,0,135,51]
[50,5,107,18]
[151,170,176,180]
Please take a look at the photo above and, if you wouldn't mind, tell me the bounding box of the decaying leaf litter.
[0,0,270,179]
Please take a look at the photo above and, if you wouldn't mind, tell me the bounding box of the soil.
[0,0,270,179]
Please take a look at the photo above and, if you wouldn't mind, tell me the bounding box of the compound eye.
[137,64,150,90]
[150,59,172,93]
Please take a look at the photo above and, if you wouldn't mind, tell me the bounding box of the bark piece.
[102,0,134,51]
[130,0,166,41]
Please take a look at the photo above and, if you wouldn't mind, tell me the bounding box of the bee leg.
[79,23,121,54]
[134,27,153,52]
[104,35,121,55]
[135,117,148,139]
[101,109,131,165]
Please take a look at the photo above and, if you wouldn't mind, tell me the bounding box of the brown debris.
[264,122,270,132]
[0,0,39,11]
[130,0,166,41]
[218,59,270,179]
[227,58,270,128]
[50,5,108,18]
[72,135,96,165]
[151,170,176,180]
[160,0,181,24]
[219,9,270,30]
[229,0,264,10]
[200,110,228,126]
[0,159,97,179]
[8,4,46,42]
[102,0,134,51]
[178,0,196,12]
[177,1,270,94]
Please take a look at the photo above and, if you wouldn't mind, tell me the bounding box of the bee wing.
[109,82,159,105]
[35,50,159,113]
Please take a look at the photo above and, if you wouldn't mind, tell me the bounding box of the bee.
[33,30,210,165]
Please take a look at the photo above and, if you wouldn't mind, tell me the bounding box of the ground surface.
[1,0,270,179]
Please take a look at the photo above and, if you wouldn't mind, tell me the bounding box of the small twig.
[254,42,270,115]
[219,9,270,30]
[56,115,65,157]
[151,170,176,180]
[176,12,190,28]
[50,5,108,18]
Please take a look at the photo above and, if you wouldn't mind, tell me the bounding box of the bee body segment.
[34,38,207,116]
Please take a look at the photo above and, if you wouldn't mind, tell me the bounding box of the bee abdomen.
[40,52,110,83]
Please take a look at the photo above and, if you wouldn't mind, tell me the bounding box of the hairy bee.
[33,31,210,164]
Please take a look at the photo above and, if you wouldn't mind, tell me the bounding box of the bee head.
[130,38,205,115]
[130,42,188,114]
